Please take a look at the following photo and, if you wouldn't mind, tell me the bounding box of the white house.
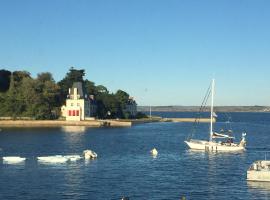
[61,82,97,121]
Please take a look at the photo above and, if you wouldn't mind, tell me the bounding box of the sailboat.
[184,79,247,152]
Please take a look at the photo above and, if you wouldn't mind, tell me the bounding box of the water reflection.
[248,181,270,191]
[61,126,87,149]
[61,126,86,133]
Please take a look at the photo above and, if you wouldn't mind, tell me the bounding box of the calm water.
[1,112,270,200]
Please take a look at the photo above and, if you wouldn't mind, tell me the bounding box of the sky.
[0,0,270,106]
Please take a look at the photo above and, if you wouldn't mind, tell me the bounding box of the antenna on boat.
[150,105,152,119]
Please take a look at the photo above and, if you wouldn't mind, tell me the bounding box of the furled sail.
[212,132,235,139]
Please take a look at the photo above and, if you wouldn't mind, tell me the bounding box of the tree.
[13,71,31,86]
[4,73,26,118]
[37,72,54,83]
[58,67,85,104]
[115,90,130,118]
[96,85,109,94]
[115,90,129,107]
[34,74,60,119]
[19,77,39,117]
[0,69,11,92]
[85,79,97,95]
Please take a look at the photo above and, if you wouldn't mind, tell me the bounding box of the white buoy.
[83,150,98,160]
[150,148,158,156]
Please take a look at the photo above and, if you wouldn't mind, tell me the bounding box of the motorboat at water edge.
[247,160,270,182]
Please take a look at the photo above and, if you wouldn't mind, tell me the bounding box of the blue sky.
[1,0,270,106]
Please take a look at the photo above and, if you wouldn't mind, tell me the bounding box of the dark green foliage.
[58,67,85,104]
[0,69,11,92]
[85,79,97,96]
[135,112,148,119]
[0,71,60,119]
[0,67,136,120]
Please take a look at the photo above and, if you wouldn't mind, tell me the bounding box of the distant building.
[125,97,137,117]
[61,82,97,121]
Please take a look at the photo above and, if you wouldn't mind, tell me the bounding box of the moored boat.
[184,79,247,152]
[247,160,270,182]
[37,155,69,163]
[3,156,26,163]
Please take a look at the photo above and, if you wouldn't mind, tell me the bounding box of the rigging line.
[224,112,233,133]
[187,82,212,140]
[189,84,211,138]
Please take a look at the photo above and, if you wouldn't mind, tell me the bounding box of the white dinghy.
[3,156,26,164]
[37,155,69,164]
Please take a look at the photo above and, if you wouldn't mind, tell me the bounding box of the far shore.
[138,106,270,113]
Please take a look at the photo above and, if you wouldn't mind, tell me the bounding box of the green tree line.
[0,68,145,119]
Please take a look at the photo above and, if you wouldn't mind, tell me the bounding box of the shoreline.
[0,117,213,128]
[0,120,132,128]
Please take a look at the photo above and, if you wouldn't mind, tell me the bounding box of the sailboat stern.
[239,133,247,147]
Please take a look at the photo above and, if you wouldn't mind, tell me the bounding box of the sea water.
[0,112,270,200]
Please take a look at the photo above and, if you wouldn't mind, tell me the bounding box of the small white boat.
[37,155,82,164]
[83,150,97,160]
[37,155,69,163]
[247,160,270,182]
[3,156,26,163]
[184,79,247,152]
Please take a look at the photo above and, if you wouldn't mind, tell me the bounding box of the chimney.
[74,88,78,100]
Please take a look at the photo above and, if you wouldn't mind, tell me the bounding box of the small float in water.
[247,160,270,182]
[83,150,98,160]
[3,156,26,164]
[150,148,158,157]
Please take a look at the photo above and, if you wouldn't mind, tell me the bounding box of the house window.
[73,110,76,116]
[76,110,79,116]
[71,103,74,106]
[77,103,80,106]
[68,110,72,116]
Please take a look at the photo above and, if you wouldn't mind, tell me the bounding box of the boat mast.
[209,79,215,142]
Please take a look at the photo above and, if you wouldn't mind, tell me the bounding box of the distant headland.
[138,106,270,113]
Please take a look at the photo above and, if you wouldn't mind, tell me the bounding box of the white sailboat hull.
[185,140,245,152]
